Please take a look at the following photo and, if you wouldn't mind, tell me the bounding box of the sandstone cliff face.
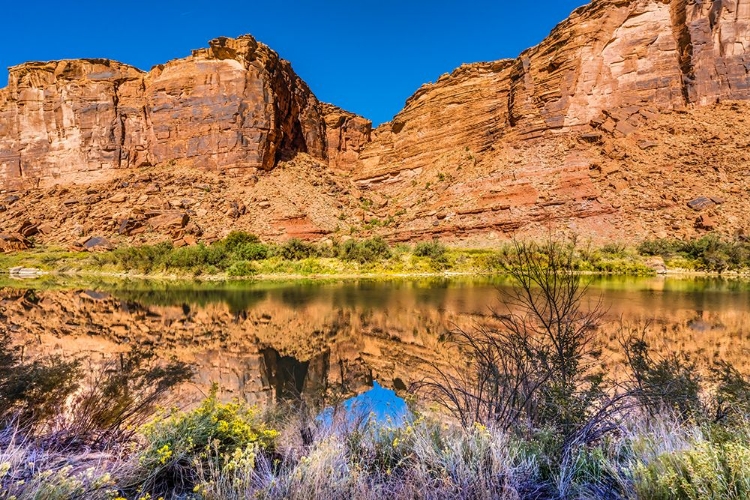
[2,0,750,245]
[0,60,144,186]
[320,103,372,172]
[0,36,347,188]
[353,0,750,243]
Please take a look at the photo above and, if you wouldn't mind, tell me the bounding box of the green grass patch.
[5,234,750,279]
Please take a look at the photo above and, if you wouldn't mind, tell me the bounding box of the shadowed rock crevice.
[670,0,696,104]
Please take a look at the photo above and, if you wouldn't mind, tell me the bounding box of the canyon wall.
[0,36,366,188]
[1,0,750,244]
[353,0,750,243]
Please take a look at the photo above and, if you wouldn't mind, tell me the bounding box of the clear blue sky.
[2,1,588,125]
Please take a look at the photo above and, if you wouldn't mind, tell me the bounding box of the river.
[1,276,748,407]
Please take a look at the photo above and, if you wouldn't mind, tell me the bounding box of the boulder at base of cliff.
[147,212,189,230]
[0,234,32,252]
[77,236,114,252]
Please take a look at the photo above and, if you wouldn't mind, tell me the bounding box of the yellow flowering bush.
[634,438,750,499]
[137,385,278,494]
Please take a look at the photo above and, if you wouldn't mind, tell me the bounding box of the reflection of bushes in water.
[109,286,270,315]
[0,334,191,447]
[277,285,319,308]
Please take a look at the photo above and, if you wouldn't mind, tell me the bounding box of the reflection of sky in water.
[320,381,409,425]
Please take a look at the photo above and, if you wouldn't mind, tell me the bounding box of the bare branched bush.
[0,330,191,451]
[49,348,193,449]
[415,239,629,454]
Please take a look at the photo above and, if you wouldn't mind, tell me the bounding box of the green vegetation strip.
[2,239,750,498]
[3,233,750,280]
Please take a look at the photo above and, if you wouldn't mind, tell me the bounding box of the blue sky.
[2,1,588,125]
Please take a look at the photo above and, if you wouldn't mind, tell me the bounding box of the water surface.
[2,276,748,405]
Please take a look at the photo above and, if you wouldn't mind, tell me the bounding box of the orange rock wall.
[0,37,354,188]
[349,0,750,243]
[2,0,750,244]
[357,0,750,183]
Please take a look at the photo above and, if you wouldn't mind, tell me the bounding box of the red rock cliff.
[359,0,750,181]
[352,0,750,243]
[2,0,750,245]
[0,36,367,188]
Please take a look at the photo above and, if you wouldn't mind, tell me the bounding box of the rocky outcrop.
[320,103,372,172]
[0,60,144,187]
[352,0,750,243]
[2,0,750,245]
[0,36,343,188]
[0,154,363,248]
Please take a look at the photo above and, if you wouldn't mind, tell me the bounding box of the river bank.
[3,233,750,283]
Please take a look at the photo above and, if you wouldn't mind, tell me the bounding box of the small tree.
[415,239,619,447]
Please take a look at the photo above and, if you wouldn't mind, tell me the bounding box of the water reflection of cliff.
[1,277,749,406]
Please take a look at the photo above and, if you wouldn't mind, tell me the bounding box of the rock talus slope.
[1,0,750,245]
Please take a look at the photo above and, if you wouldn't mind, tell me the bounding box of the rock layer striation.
[353,0,750,242]
[0,36,356,188]
[2,0,750,243]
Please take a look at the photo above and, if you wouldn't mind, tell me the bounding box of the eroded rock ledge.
[0,36,369,188]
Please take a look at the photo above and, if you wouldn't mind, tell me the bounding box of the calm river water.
[1,276,748,406]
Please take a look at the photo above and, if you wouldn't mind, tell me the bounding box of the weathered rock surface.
[0,154,364,247]
[320,103,372,172]
[0,36,333,188]
[2,0,750,245]
[352,0,750,243]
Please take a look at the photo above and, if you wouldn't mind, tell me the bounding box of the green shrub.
[414,240,449,269]
[137,386,278,495]
[637,239,681,257]
[634,439,750,499]
[234,242,269,261]
[711,361,750,423]
[101,241,174,273]
[414,240,446,259]
[600,243,627,256]
[338,237,392,264]
[227,261,257,277]
[624,337,703,420]
[0,332,80,427]
[0,334,190,445]
[280,239,319,260]
[223,231,260,252]
[637,236,750,272]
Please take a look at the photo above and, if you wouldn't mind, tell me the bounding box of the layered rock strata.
[352,0,750,242]
[0,36,360,188]
[2,0,750,244]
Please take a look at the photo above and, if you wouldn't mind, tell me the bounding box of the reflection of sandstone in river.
[1,279,748,405]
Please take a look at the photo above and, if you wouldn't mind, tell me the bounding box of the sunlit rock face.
[353,0,750,243]
[2,1,750,244]
[0,36,342,189]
